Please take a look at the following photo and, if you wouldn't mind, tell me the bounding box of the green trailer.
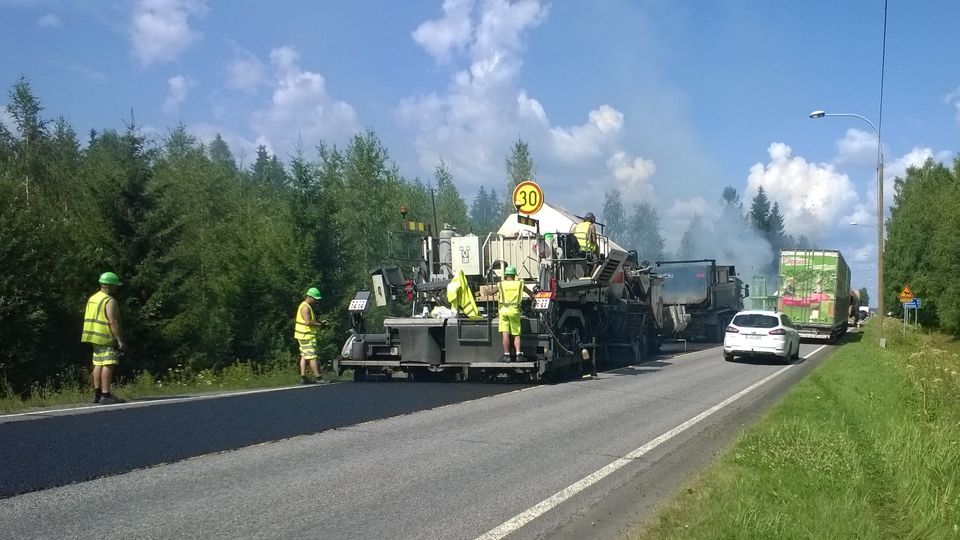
[777,249,851,341]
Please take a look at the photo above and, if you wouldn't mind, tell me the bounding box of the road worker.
[81,272,126,404]
[498,266,533,361]
[571,212,599,259]
[295,287,329,384]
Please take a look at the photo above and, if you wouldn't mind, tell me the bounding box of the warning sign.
[898,285,914,303]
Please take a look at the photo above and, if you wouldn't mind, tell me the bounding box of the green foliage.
[433,159,469,232]
[469,185,502,235]
[625,201,665,262]
[601,189,626,244]
[504,138,534,212]
[0,80,455,398]
[885,157,960,333]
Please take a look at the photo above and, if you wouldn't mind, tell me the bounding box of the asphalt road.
[0,341,833,539]
[0,382,521,497]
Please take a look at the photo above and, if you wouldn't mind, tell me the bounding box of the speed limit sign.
[512,180,544,215]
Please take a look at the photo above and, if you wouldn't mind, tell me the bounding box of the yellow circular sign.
[512,180,544,215]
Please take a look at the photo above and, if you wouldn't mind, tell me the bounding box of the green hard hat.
[99,272,122,286]
[305,287,322,299]
[504,265,517,276]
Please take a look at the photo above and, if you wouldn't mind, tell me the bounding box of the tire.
[352,368,367,382]
[792,342,800,362]
[724,352,735,362]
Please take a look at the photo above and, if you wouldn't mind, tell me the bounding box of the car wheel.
[792,342,800,361]
[724,352,735,362]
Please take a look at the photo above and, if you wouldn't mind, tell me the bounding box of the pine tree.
[504,138,534,213]
[434,159,469,232]
[626,202,666,262]
[749,186,771,234]
[601,189,626,245]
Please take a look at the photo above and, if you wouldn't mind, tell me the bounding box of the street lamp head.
[809,110,826,119]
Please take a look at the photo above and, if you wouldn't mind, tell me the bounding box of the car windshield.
[733,314,779,329]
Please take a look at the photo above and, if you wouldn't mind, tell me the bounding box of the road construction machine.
[336,202,665,382]
[655,259,746,343]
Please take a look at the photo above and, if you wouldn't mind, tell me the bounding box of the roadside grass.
[0,357,351,413]
[631,322,960,539]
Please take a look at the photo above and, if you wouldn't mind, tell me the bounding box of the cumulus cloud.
[399,0,654,215]
[746,142,858,239]
[162,75,192,113]
[412,0,475,62]
[607,151,655,201]
[835,128,878,165]
[37,13,60,28]
[250,46,359,157]
[226,50,266,92]
[131,0,207,67]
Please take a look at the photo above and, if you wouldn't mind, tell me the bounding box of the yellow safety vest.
[81,290,115,346]
[498,280,524,309]
[294,301,317,340]
[573,221,597,253]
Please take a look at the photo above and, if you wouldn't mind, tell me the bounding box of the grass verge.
[0,358,351,413]
[631,322,960,539]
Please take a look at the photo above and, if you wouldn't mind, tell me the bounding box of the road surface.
[0,341,834,539]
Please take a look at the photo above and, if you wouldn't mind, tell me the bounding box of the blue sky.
[3,0,959,305]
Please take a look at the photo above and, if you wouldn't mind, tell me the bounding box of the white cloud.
[189,122,258,165]
[412,0,474,63]
[746,142,858,239]
[607,151,655,201]
[162,75,192,114]
[250,46,359,157]
[37,13,60,28]
[835,128,878,165]
[945,86,960,124]
[226,50,266,92]
[550,105,623,162]
[131,0,207,67]
[399,0,655,215]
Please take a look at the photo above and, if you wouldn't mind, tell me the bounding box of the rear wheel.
[792,341,801,361]
[723,352,735,362]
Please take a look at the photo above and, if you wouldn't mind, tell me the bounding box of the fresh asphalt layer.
[0,340,834,539]
[0,381,522,497]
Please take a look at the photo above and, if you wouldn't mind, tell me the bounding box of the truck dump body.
[655,259,744,342]
[777,249,851,341]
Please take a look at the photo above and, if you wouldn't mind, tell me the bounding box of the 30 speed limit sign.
[512,180,544,215]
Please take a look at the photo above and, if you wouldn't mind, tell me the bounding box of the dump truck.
[654,259,746,342]
[777,249,851,341]
[336,202,665,382]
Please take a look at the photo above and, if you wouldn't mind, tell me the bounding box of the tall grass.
[632,323,960,538]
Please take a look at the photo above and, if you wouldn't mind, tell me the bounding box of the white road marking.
[0,384,316,420]
[475,344,828,540]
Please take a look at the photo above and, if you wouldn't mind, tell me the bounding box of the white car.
[723,310,800,362]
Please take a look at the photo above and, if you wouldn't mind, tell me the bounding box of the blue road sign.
[906,298,921,309]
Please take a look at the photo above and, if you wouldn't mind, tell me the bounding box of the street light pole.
[809,110,885,343]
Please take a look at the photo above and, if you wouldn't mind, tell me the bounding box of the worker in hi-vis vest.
[295,287,329,384]
[81,272,126,404]
[571,212,599,258]
[498,266,533,361]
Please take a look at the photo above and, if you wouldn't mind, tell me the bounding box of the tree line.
[601,184,810,273]
[0,79,532,396]
[885,157,960,334]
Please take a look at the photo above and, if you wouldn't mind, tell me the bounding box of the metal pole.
[877,153,885,343]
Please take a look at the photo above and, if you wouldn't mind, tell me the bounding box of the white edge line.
[475,344,828,540]
[0,384,315,420]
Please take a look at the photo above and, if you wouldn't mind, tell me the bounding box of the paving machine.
[336,203,665,382]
